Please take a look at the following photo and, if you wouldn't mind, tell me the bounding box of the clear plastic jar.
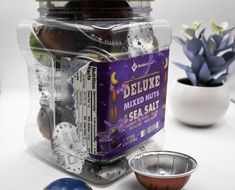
[18,0,171,184]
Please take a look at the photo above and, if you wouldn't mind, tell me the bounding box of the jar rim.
[36,0,154,1]
[37,0,153,20]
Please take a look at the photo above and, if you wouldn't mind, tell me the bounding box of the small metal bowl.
[129,151,198,190]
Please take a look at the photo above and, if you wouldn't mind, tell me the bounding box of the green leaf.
[211,22,224,34]
[173,62,192,72]
[207,36,217,55]
[173,36,186,46]
[223,27,235,36]
[182,24,190,29]
[211,73,227,84]
[192,21,201,31]
[183,28,196,39]
[186,70,197,86]
[217,42,235,53]
[199,63,211,82]
[198,28,206,39]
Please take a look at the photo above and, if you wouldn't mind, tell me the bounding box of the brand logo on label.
[132,61,155,72]
[131,62,138,72]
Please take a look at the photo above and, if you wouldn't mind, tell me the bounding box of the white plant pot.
[170,79,230,126]
[228,63,235,102]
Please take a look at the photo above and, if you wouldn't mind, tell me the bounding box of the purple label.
[70,50,169,160]
[90,50,169,160]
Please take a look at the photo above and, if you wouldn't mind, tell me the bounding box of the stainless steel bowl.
[129,151,198,190]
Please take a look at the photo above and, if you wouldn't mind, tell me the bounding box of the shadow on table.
[118,178,145,190]
[173,118,225,130]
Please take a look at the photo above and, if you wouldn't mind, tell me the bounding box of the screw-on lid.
[37,0,153,19]
[36,0,153,1]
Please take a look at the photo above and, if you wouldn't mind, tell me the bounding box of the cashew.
[111,72,118,86]
[164,57,169,70]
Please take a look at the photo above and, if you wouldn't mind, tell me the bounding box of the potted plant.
[170,22,235,126]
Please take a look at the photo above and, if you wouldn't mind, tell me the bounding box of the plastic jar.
[18,0,171,184]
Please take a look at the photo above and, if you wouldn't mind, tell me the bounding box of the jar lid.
[36,0,153,1]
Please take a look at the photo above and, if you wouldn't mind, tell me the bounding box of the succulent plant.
[173,21,235,86]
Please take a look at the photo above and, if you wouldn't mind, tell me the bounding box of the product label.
[70,66,98,155]
[70,50,169,160]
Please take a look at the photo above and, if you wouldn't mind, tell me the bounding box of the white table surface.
[1,91,235,190]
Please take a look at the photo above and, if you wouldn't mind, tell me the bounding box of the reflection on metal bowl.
[129,151,198,190]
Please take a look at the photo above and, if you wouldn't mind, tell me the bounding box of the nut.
[162,104,166,110]
[38,26,90,58]
[110,128,119,136]
[110,139,118,148]
[110,108,118,124]
[164,73,168,82]
[82,0,133,19]
[163,88,167,101]
[111,90,117,103]
[164,57,169,70]
[111,72,118,86]
[37,107,53,140]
